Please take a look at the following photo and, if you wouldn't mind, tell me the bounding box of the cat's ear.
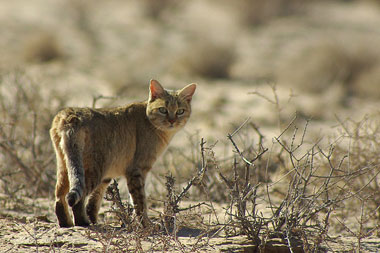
[179,83,196,102]
[149,79,165,101]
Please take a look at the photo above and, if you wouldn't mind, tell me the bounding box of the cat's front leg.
[125,169,153,228]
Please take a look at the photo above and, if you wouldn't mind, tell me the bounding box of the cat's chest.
[134,136,171,165]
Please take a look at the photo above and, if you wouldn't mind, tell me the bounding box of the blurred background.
[1,0,380,197]
[1,0,380,115]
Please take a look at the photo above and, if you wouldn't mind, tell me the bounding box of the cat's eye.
[176,109,185,115]
[158,107,168,114]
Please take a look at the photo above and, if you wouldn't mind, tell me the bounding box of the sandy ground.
[1,195,380,252]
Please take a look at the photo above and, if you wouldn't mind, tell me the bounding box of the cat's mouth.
[167,121,181,130]
[168,123,176,129]
[153,122,178,131]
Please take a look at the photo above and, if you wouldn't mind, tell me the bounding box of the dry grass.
[0,71,65,197]
[332,115,380,222]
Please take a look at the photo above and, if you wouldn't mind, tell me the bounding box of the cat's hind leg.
[54,147,74,227]
[72,198,90,227]
[86,178,111,224]
[55,173,74,227]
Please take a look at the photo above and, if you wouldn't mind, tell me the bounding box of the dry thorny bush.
[0,71,65,199]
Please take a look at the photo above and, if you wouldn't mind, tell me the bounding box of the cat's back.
[51,102,148,132]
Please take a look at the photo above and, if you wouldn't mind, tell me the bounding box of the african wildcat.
[50,80,196,228]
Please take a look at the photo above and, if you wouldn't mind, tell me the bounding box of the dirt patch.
[1,197,380,252]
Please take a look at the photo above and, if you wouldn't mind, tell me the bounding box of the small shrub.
[140,0,179,20]
[332,115,380,219]
[279,41,380,99]
[232,0,306,26]
[179,40,236,79]
[352,64,380,99]
[23,32,64,63]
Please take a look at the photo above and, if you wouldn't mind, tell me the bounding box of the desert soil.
[1,195,380,252]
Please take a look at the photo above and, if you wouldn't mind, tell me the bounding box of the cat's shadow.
[88,224,219,238]
[166,226,219,238]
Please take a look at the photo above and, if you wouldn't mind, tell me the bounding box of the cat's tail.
[61,129,85,207]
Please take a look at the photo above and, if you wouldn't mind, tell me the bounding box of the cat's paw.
[74,216,91,227]
[75,220,91,227]
[141,217,162,232]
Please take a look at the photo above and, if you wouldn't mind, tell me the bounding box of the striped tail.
[61,131,85,207]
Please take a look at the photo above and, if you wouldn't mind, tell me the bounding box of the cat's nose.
[168,119,176,124]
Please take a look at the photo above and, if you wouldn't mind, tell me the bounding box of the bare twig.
[92,95,116,108]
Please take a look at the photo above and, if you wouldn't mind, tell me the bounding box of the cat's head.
[146,79,196,131]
